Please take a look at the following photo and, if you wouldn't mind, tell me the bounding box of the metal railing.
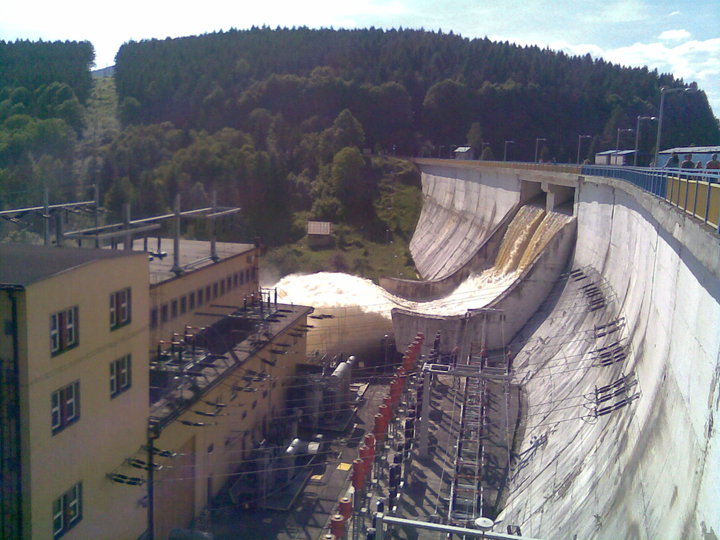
[580,165,720,232]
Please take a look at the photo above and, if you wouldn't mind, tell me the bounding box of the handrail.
[580,165,720,232]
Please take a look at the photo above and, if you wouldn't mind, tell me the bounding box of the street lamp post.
[480,141,490,160]
[634,116,657,166]
[616,128,634,151]
[503,140,515,162]
[577,135,591,164]
[653,83,698,167]
[534,137,547,163]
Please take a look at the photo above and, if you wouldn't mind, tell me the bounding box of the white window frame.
[53,482,82,538]
[50,306,79,356]
[51,381,80,434]
[110,288,131,330]
[110,355,132,398]
[50,313,59,353]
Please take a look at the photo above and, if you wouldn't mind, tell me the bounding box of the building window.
[245,269,250,283]
[180,296,187,315]
[220,280,225,296]
[109,288,131,330]
[161,304,168,323]
[213,282,219,299]
[233,273,239,287]
[197,288,204,306]
[189,292,196,311]
[171,299,178,319]
[51,381,79,434]
[50,306,79,356]
[239,272,244,285]
[205,285,211,302]
[53,482,82,538]
[110,355,132,398]
[227,276,232,290]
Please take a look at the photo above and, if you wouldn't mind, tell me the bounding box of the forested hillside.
[0,40,94,209]
[114,27,719,158]
[1,30,719,266]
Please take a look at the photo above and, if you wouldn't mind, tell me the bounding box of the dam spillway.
[273,159,720,539]
[273,202,574,355]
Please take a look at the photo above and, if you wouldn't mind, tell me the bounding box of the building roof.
[146,238,255,285]
[0,243,141,287]
[660,146,720,154]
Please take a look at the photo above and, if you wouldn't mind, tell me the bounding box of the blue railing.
[581,165,720,232]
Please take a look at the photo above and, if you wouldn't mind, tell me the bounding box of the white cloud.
[658,29,691,41]
[559,37,720,116]
[582,0,651,23]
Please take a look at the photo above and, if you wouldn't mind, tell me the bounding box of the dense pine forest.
[1,29,719,271]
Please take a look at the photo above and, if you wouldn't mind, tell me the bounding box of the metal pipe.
[147,432,156,540]
[94,184,100,248]
[210,191,218,262]
[43,188,50,246]
[375,513,541,539]
[171,194,182,275]
[2,288,24,538]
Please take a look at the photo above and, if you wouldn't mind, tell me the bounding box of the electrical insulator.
[339,497,353,520]
[329,514,345,538]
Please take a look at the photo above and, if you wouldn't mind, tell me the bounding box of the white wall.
[499,174,720,539]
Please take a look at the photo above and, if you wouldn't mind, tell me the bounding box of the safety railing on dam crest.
[581,165,720,232]
[412,158,720,232]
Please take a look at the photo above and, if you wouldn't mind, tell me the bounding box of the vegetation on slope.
[1,31,718,280]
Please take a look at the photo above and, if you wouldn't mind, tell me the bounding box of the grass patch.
[262,227,417,284]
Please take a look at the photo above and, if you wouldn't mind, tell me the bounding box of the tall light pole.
[634,116,657,166]
[503,140,515,162]
[654,83,698,167]
[534,137,547,163]
[480,141,490,160]
[577,135,591,164]
[616,128,634,151]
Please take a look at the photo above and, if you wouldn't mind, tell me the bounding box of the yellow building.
[0,244,150,540]
[145,238,261,346]
[147,301,312,539]
[1,239,313,539]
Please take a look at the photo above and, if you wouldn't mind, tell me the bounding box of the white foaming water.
[272,207,572,354]
[273,205,572,318]
[274,269,520,319]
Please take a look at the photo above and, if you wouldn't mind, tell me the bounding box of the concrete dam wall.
[398,161,720,539]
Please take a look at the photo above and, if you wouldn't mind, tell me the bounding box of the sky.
[2,0,719,116]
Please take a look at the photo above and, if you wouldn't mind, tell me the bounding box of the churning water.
[271,205,572,354]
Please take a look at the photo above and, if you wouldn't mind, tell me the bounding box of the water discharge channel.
[271,204,574,356]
